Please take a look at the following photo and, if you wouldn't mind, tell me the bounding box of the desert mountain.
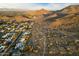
[60,5,79,14]
[48,5,79,30]
[0,8,51,22]
[26,9,50,16]
[49,14,79,29]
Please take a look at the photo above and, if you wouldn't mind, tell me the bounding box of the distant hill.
[0,5,79,23]
[0,8,51,22]
[26,9,50,16]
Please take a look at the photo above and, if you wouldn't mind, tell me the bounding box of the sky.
[0,3,78,10]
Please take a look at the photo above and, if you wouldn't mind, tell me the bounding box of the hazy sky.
[0,3,78,10]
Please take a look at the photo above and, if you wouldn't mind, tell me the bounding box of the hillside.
[60,5,79,14]
[49,14,79,29]
[45,5,79,55]
[48,5,79,29]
